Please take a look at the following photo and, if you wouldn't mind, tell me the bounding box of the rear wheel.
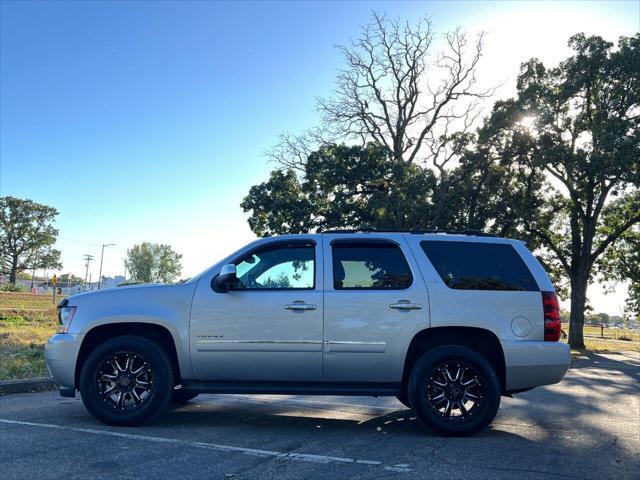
[79,335,174,426]
[408,345,501,436]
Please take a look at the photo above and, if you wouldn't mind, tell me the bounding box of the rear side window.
[420,241,539,291]
[332,241,412,290]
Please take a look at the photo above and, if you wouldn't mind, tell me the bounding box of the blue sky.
[1,1,638,312]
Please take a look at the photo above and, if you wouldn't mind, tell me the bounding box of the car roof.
[259,229,520,245]
[320,228,497,238]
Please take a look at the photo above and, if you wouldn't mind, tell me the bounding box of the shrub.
[0,283,27,292]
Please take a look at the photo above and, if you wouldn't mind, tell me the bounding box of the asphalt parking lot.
[1,351,638,480]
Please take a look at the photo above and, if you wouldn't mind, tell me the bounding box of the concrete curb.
[0,377,57,395]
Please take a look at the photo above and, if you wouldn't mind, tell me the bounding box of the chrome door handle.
[390,302,422,310]
[284,303,317,311]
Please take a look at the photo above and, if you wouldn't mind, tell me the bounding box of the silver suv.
[46,230,570,436]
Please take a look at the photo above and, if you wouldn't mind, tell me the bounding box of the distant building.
[1,274,131,295]
[100,276,126,289]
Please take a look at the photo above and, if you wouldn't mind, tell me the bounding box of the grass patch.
[565,325,640,353]
[582,325,640,343]
[0,293,59,381]
[2,315,27,326]
[582,337,640,353]
[0,291,58,310]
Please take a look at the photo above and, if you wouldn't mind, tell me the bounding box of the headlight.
[57,306,77,333]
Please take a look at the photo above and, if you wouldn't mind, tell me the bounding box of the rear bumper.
[502,340,570,391]
[44,333,83,390]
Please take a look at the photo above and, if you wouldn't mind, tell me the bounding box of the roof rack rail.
[320,227,497,237]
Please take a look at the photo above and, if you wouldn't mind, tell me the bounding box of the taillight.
[542,291,561,341]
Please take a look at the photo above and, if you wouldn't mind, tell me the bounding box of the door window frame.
[329,238,414,291]
[215,239,318,292]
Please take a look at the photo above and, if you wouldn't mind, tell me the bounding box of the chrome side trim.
[194,338,323,352]
[196,339,320,344]
[323,340,387,353]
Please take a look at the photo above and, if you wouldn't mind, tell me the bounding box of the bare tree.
[265,129,325,173]
[300,13,493,168]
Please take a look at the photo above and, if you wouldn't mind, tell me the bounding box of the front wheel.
[408,345,501,436]
[79,335,175,426]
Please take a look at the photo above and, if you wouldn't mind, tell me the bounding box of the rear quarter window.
[420,240,539,291]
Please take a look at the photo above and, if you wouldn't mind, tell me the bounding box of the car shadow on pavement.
[158,402,537,448]
[161,401,420,434]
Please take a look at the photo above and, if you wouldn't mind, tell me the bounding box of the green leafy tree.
[476,34,640,348]
[244,134,543,240]
[57,273,85,286]
[125,242,182,284]
[0,196,62,284]
[242,143,438,235]
[599,225,640,319]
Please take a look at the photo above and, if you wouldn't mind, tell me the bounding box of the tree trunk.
[9,255,19,285]
[568,273,588,349]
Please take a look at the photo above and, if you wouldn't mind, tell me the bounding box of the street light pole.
[98,243,116,290]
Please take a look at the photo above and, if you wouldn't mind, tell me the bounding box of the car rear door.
[321,234,430,383]
[189,238,323,381]
[404,236,544,342]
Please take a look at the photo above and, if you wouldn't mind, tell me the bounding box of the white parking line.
[0,418,412,473]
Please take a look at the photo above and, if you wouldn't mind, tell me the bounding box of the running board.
[180,380,401,397]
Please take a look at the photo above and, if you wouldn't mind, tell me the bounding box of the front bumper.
[44,333,84,390]
[502,340,571,391]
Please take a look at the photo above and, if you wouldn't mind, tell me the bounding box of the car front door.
[189,238,323,381]
[321,235,430,383]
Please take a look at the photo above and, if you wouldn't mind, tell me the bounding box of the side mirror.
[213,264,237,292]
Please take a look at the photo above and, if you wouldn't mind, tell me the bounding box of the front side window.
[420,240,539,291]
[233,242,315,290]
[332,241,412,290]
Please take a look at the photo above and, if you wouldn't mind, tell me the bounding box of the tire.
[171,389,199,405]
[408,345,501,436]
[79,335,175,426]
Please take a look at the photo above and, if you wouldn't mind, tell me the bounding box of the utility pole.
[123,258,128,284]
[83,254,94,291]
[97,243,115,290]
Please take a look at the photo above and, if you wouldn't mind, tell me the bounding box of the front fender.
[66,283,196,380]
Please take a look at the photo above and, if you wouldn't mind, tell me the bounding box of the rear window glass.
[420,241,539,291]
[332,241,412,290]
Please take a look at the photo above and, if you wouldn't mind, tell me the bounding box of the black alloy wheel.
[425,360,485,420]
[408,345,501,436]
[79,335,174,426]
[95,351,154,411]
